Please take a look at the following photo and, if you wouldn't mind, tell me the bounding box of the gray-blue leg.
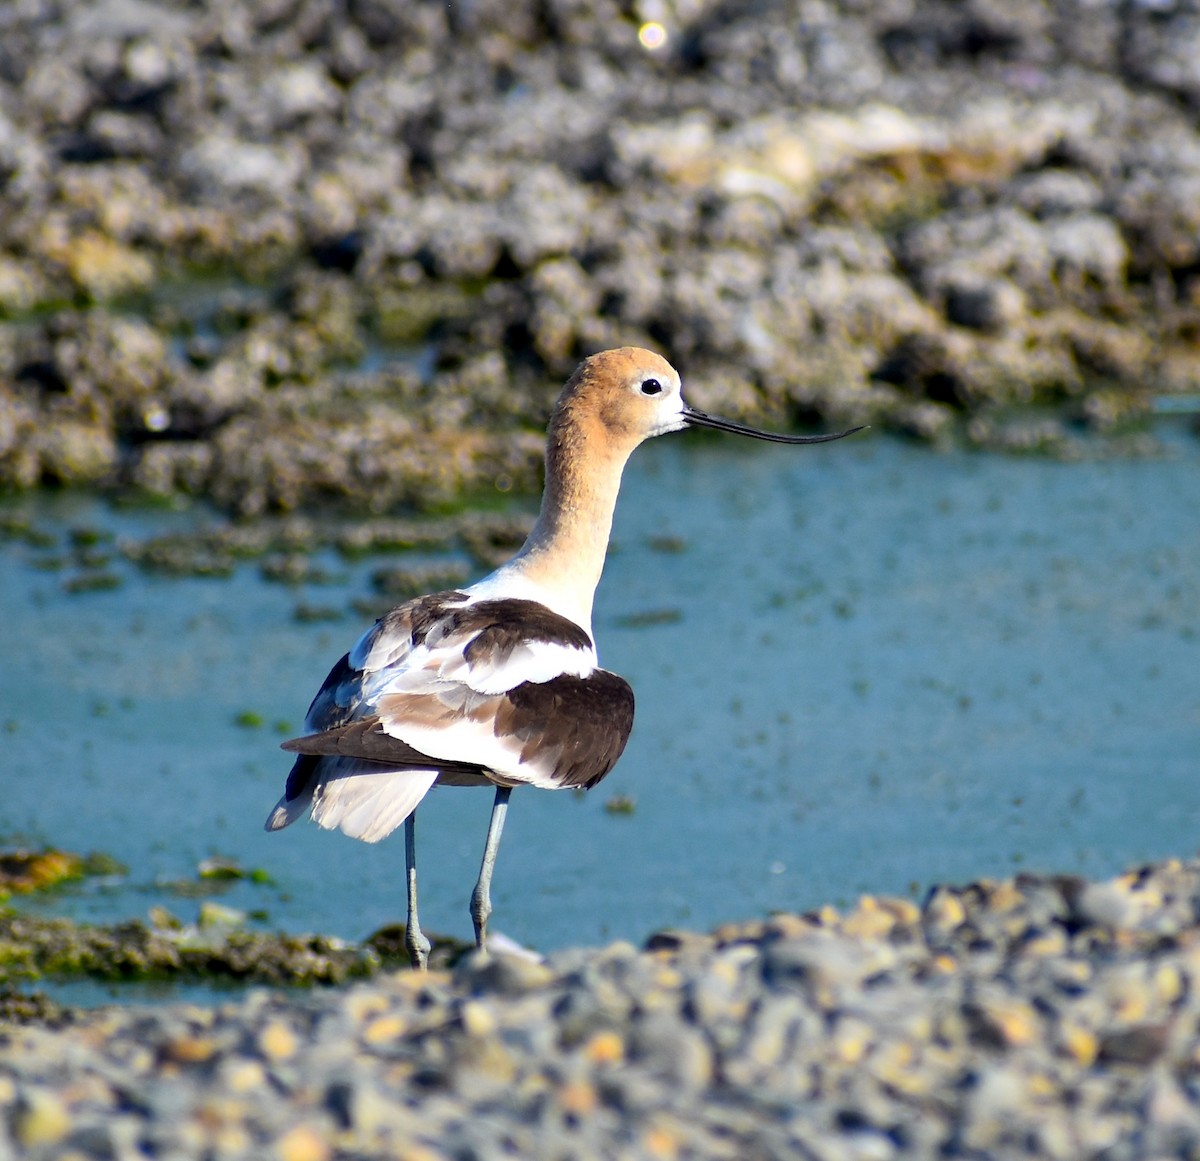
[405,812,431,971]
[470,786,512,950]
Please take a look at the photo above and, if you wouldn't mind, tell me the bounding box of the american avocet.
[266,348,861,968]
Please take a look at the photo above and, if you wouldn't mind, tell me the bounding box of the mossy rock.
[0,912,468,987]
[0,850,86,899]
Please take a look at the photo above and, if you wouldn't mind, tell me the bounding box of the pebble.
[257,1020,298,1062]
[12,1089,70,1148]
[6,860,1200,1156]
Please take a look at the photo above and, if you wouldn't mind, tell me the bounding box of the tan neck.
[507,407,632,631]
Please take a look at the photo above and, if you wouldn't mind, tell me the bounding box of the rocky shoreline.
[5,858,1200,1158]
[2,4,1198,1155]
[2,0,1200,519]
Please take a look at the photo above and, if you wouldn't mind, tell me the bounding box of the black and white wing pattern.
[265,590,635,843]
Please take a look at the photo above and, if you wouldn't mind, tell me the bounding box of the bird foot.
[470,886,491,953]
[406,922,431,971]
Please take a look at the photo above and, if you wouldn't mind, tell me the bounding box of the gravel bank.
[5,858,1200,1159]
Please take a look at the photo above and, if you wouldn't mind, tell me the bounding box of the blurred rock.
[6,859,1200,1157]
[0,0,1197,507]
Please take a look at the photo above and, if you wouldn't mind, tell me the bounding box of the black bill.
[682,404,866,445]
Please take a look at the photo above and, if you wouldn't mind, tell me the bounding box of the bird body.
[266,347,861,966]
[267,587,634,839]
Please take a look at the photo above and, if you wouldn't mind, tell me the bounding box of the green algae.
[0,912,467,989]
[0,844,467,992]
[0,858,475,993]
[62,571,123,594]
[0,850,125,901]
[0,848,466,995]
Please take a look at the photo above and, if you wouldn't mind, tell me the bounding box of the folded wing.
[265,589,635,842]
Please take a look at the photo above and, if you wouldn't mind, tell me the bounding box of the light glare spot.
[638,21,667,50]
[143,403,170,432]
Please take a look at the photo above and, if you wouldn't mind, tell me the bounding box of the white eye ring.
[640,378,663,396]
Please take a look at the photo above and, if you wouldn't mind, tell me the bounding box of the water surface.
[2,431,1198,963]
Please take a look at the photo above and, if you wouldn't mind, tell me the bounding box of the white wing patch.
[446,637,594,695]
[352,593,595,714]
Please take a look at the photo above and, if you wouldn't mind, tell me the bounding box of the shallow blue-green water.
[2,430,1199,972]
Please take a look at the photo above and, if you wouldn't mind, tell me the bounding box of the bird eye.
[640,378,663,396]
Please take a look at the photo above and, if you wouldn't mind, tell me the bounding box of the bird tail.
[264,754,437,843]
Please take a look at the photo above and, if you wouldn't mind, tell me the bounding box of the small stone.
[965,994,1040,1048]
[148,906,181,930]
[391,1149,442,1161]
[737,994,814,1072]
[198,900,247,929]
[1073,881,1138,929]
[583,1030,625,1065]
[258,1020,298,1062]
[876,896,921,927]
[13,1089,71,1147]
[711,919,769,946]
[810,904,841,927]
[923,887,967,937]
[985,880,1027,915]
[832,1016,873,1065]
[841,896,896,941]
[163,1035,217,1064]
[343,989,391,1025]
[1145,1070,1200,1131]
[1018,927,1069,958]
[211,1124,253,1154]
[1059,1023,1099,1067]
[275,1123,331,1161]
[327,1077,415,1137]
[1098,1024,1169,1066]
[453,1037,518,1094]
[221,1058,268,1093]
[1153,963,1184,1006]
[762,930,896,1001]
[62,231,155,299]
[361,1013,407,1047]
[959,1066,1032,1152]
[870,1039,930,1096]
[459,1000,496,1038]
[557,1079,598,1116]
[643,1121,682,1160]
[644,929,710,954]
[628,1013,713,1090]
[455,949,556,995]
[944,276,1026,331]
[1106,974,1151,1023]
[686,954,749,1029]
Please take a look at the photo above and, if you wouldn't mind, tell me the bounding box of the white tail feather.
[265,757,439,843]
[310,765,438,843]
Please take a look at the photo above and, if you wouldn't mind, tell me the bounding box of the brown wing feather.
[287,670,634,792]
[458,600,593,660]
[499,670,635,789]
[282,719,489,779]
